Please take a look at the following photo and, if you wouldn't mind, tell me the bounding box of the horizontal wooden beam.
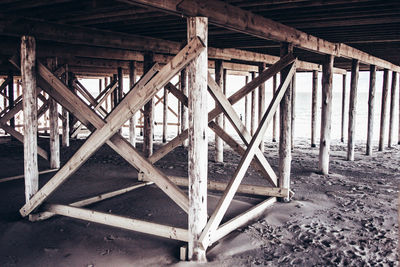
[44,204,189,241]
[121,0,400,71]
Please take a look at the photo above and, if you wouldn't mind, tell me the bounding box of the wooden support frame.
[366,65,376,155]
[379,69,390,151]
[311,70,318,147]
[388,72,398,147]
[341,74,347,143]
[18,37,205,218]
[347,59,359,161]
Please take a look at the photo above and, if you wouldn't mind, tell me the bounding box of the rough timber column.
[47,58,60,169]
[8,72,14,128]
[341,74,347,143]
[318,55,334,174]
[272,74,278,142]
[187,17,208,262]
[279,43,292,202]
[143,52,154,157]
[245,75,250,131]
[347,59,359,161]
[215,59,224,162]
[118,67,123,134]
[250,71,257,135]
[162,86,168,143]
[311,70,318,147]
[21,36,38,203]
[129,61,137,147]
[379,69,389,151]
[181,68,188,147]
[388,72,398,147]
[258,62,266,152]
[366,65,376,155]
[62,64,69,147]
[291,71,296,150]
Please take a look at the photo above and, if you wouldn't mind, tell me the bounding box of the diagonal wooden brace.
[19,37,206,217]
[207,72,277,186]
[199,61,296,249]
[150,53,296,163]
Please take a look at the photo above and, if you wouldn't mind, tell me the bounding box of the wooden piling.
[143,52,154,157]
[47,58,60,169]
[379,69,389,151]
[181,68,188,146]
[251,71,257,136]
[8,73,14,128]
[341,74,347,142]
[245,75,250,131]
[215,59,224,162]
[62,64,70,147]
[318,55,334,174]
[163,86,168,143]
[291,71,296,150]
[347,59,359,161]
[388,72,398,147]
[187,16,208,262]
[278,43,292,202]
[21,36,38,203]
[129,61,137,147]
[258,62,266,152]
[272,74,278,142]
[366,65,376,155]
[311,70,318,147]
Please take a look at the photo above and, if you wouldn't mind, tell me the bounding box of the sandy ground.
[0,135,398,266]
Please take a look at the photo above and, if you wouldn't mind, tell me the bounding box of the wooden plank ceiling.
[0,0,399,72]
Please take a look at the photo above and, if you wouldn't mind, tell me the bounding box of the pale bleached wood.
[44,204,189,241]
[21,36,38,203]
[150,54,296,164]
[258,62,266,152]
[341,74,347,142]
[180,68,188,147]
[207,72,277,186]
[366,65,376,155]
[291,71,296,150]
[187,16,208,262]
[311,70,318,147]
[250,72,257,136]
[379,69,390,151]
[245,76,250,132]
[210,197,276,244]
[19,37,204,218]
[62,64,69,147]
[30,182,152,221]
[279,43,293,203]
[388,72,398,147]
[214,59,224,162]
[143,52,155,157]
[129,61,137,147]
[162,86,168,143]
[199,61,296,249]
[347,59,359,161]
[47,58,60,169]
[0,169,58,183]
[319,55,334,174]
[272,74,278,142]
[8,73,14,128]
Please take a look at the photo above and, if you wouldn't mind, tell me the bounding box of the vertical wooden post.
[291,71,296,150]
[47,58,60,169]
[129,61,137,147]
[279,43,292,202]
[258,62,266,152]
[399,75,400,145]
[366,65,376,155]
[272,74,278,142]
[162,86,168,143]
[112,74,117,109]
[341,74,347,142]
[68,72,77,136]
[104,77,109,111]
[245,75,250,131]
[250,71,257,136]
[118,67,123,134]
[388,72,398,147]
[62,64,70,147]
[311,70,318,147]
[318,55,334,174]
[347,59,359,161]
[379,69,389,151]
[8,72,14,128]
[223,68,227,131]
[181,68,188,146]
[143,52,154,157]
[21,36,38,203]
[215,59,223,162]
[187,16,208,262]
